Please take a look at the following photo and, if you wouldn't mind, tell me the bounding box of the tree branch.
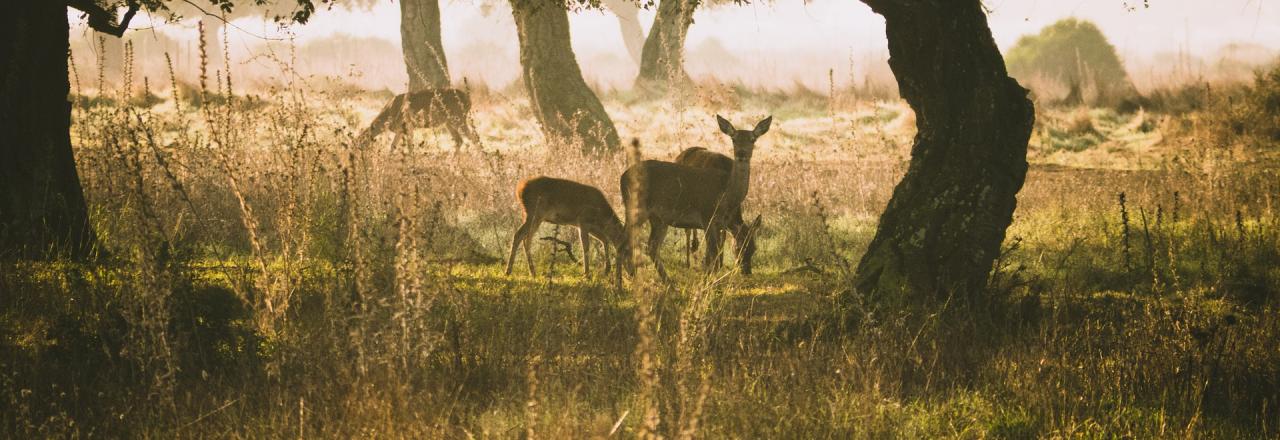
[68,0,140,37]
[859,0,935,17]
[177,0,290,41]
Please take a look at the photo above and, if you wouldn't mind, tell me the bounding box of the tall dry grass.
[2,48,1278,438]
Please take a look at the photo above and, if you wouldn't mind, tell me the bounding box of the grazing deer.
[356,88,481,149]
[673,146,733,267]
[506,176,633,284]
[621,115,770,279]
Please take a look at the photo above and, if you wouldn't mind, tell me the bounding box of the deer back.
[519,177,621,231]
[674,147,733,173]
[621,160,735,229]
[364,89,472,138]
[404,88,472,121]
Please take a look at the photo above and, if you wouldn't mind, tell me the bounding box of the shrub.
[1006,19,1134,105]
[1248,65,1280,141]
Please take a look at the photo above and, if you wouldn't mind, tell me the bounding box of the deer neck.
[721,154,752,210]
[604,217,627,247]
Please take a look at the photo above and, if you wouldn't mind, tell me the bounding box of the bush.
[1006,19,1134,105]
[1248,66,1280,142]
[1173,64,1280,148]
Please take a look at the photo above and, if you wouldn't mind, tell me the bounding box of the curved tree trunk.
[510,0,621,154]
[636,0,697,90]
[400,0,450,90]
[851,0,1035,301]
[600,0,645,66]
[0,2,97,260]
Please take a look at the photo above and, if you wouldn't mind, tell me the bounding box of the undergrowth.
[3,61,1279,438]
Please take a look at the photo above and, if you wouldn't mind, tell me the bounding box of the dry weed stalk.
[624,139,665,439]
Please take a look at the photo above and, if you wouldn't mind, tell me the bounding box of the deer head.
[716,115,772,160]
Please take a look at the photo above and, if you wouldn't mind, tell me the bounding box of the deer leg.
[579,226,593,280]
[718,230,727,269]
[613,239,630,289]
[507,218,537,276]
[647,223,670,281]
[447,124,466,151]
[613,248,623,290]
[703,226,723,272]
[390,130,405,150]
[464,116,482,148]
[684,229,692,267]
[523,220,539,276]
[729,226,745,268]
[599,236,612,277]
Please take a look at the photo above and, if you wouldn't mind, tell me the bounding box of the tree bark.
[636,0,696,90]
[851,0,1035,301]
[400,0,451,90]
[0,2,98,260]
[510,0,621,154]
[600,0,645,66]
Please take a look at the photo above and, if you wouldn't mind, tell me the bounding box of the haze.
[70,0,1279,92]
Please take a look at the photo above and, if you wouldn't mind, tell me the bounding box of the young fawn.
[356,88,482,149]
[506,176,633,284]
[621,115,769,279]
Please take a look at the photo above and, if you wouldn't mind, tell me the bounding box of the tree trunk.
[510,0,621,154]
[851,0,1035,301]
[600,0,645,65]
[400,0,451,90]
[636,0,696,90]
[0,2,97,260]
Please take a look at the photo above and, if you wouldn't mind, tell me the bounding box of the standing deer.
[621,115,770,279]
[506,176,633,285]
[356,88,482,149]
[673,146,733,267]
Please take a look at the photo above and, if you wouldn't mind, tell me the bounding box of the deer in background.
[506,176,633,286]
[356,88,482,149]
[621,115,770,279]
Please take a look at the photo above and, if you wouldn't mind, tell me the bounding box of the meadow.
[2,63,1279,438]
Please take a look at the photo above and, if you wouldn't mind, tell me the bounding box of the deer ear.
[716,115,735,136]
[752,116,773,137]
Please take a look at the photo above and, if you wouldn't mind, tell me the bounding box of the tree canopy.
[70,0,335,36]
[1006,18,1131,95]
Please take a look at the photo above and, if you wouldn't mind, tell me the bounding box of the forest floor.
[3,76,1279,438]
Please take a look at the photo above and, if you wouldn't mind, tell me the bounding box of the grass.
[3,63,1280,437]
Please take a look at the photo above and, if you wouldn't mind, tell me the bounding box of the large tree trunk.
[852,0,1035,300]
[510,0,621,154]
[600,0,645,66]
[636,0,697,90]
[0,2,97,260]
[400,0,450,90]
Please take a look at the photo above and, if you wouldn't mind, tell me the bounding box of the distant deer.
[356,88,481,149]
[621,115,770,279]
[673,146,733,267]
[506,176,633,285]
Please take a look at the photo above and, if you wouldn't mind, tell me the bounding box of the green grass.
[5,207,1277,437]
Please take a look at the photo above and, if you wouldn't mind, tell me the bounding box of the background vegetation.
[3,22,1280,439]
[1007,18,1135,106]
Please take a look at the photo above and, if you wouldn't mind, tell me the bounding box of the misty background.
[68,0,1280,94]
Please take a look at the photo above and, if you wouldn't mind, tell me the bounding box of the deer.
[356,88,482,149]
[621,115,770,280]
[506,176,633,286]
[673,146,733,267]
